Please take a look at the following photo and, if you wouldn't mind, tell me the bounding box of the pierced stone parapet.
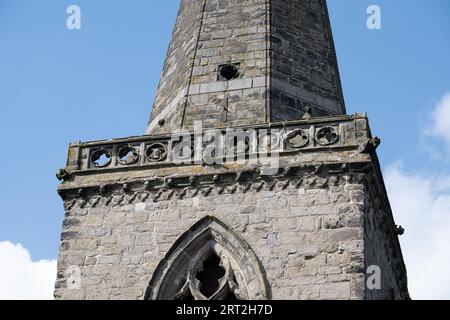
[59,114,370,179]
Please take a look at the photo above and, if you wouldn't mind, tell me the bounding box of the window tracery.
[145,216,269,300]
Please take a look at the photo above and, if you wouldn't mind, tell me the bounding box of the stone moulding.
[144,216,270,300]
[58,161,372,210]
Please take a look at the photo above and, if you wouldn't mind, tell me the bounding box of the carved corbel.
[56,169,71,181]
[189,175,199,187]
[99,185,108,195]
[77,188,86,198]
[395,225,405,236]
[361,137,381,154]
[121,183,129,193]
[301,105,313,120]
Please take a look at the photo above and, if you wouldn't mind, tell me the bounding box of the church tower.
[55,0,409,300]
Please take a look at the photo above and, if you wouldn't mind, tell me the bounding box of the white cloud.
[0,241,56,300]
[385,164,450,300]
[426,92,450,146]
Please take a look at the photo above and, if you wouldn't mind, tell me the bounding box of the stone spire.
[146,0,346,135]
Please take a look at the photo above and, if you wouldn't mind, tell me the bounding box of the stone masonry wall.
[183,0,269,129]
[363,180,408,299]
[270,0,345,120]
[146,0,346,135]
[147,0,203,135]
[148,0,269,135]
[55,174,366,300]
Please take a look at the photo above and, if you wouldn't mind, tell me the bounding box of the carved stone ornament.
[202,135,218,158]
[172,139,195,161]
[259,133,280,152]
[56,169,71,181]
[146,143,167,162]
[286,129,310,149]
[316,126,339,146]
[225,136,251,156]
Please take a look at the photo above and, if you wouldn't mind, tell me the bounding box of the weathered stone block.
[320,282,351,300]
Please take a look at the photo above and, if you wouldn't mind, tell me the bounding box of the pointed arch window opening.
[146,216,270,301]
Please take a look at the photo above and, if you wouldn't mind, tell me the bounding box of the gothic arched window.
[145,216,270,300]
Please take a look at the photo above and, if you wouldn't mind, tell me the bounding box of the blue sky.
[0,1,449,299]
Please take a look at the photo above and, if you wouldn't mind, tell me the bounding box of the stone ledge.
[58,161,373,205]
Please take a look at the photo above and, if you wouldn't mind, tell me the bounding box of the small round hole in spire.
[219,64,239,81]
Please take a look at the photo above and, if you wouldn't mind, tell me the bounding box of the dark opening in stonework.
[181,290,195,302]
[316,126,339,146]
[219,64,240,81]
[118,146,139,165]
[91,149,112,168]
[196,254,226,298]
[225,291,238,300]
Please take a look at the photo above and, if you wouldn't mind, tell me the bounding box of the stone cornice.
[58,161,373,207]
